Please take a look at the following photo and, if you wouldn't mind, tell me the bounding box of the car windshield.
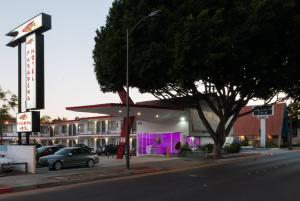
[37,147,47,154]
[55,148,71,155]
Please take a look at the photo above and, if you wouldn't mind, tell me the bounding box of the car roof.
[41,145,59,148]
[63,147,80,150]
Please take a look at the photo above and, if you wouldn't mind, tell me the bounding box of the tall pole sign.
[252,105,274,147]
[6,13,51,145]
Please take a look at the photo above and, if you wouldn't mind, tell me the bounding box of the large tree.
[0,87,17,144]
[93,0,300,158]
[288,101,300,141]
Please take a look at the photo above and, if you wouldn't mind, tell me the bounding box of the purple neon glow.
[137,132,181,155]
[184,136,200,148]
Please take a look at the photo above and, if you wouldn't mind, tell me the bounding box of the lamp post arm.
[129,16,150,36]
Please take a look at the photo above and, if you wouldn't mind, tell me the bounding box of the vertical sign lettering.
[25,34,36,109]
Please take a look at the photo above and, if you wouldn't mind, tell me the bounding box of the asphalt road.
[1,151,300,201]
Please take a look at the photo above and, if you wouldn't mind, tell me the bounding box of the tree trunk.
[214,142,223,159]
[213,135,226,159]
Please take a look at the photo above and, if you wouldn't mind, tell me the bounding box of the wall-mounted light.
[180,117,186,121]
[155,114,159,118]
[105,120,108,124]
[118,110,122,113]
[137,112,141,116]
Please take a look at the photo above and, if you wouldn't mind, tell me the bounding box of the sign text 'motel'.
[6,13,51,143]
[16,112,40,133]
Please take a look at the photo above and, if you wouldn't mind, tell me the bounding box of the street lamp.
[126,10,161,170]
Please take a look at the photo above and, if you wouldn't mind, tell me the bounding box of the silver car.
[39,147,99,171]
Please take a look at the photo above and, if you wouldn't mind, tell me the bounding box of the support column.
[260,118,266,147]
[18,43,22,145]
[26,134,30,145]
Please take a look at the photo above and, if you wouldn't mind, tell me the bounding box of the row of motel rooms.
[2,100,300,155]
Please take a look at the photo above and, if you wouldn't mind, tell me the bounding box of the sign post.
[252,105,274,148]
[6,13,51,145]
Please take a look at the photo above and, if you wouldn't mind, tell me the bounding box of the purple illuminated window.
[137,132,181,155]
[184,136,200,149]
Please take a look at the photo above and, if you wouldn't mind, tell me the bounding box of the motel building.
[2,99,222,155]
[233,103,300,147]
[1,102,298,155]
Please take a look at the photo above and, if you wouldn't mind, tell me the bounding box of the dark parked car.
[73,144,93,153]
[31,143,43,149]
[36,145,64,161]
[38,147,99,171]
[96,144,118,156]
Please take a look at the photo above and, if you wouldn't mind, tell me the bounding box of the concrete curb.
[0,186,12,194]
[0,153,265,195]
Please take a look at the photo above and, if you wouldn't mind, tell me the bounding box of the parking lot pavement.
[36,155,178,174]
[0,155,185,193]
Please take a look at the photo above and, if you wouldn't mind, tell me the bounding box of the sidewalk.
[0,149,288,194]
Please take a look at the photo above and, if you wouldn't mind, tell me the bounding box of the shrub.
[175,142,181,150]
[179,143,192,154]
[266,142,278,148]
[223,142,241,154]
[199,143,214,153]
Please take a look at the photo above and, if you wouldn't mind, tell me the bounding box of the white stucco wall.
[0,145,36,173]
[136,117,189,136]
[200,137,214,146]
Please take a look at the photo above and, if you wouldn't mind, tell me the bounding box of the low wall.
[0,145,36,173]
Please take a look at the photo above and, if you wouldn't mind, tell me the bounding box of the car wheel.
[53,161,63,171]
[87,159,95,168]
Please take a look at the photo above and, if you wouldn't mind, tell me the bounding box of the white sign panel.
[25,33,37,109]
[17,112,32,132]
[6,14,43,47]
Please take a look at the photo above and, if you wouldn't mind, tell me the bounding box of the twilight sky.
[0,0,155,120]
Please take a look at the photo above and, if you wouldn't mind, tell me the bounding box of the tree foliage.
[40,115,52,124]
[0,87,17,119]
[288,101,300,134]
[52,117,68,123]
[93,0,300,158]
[0,87,17,144]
